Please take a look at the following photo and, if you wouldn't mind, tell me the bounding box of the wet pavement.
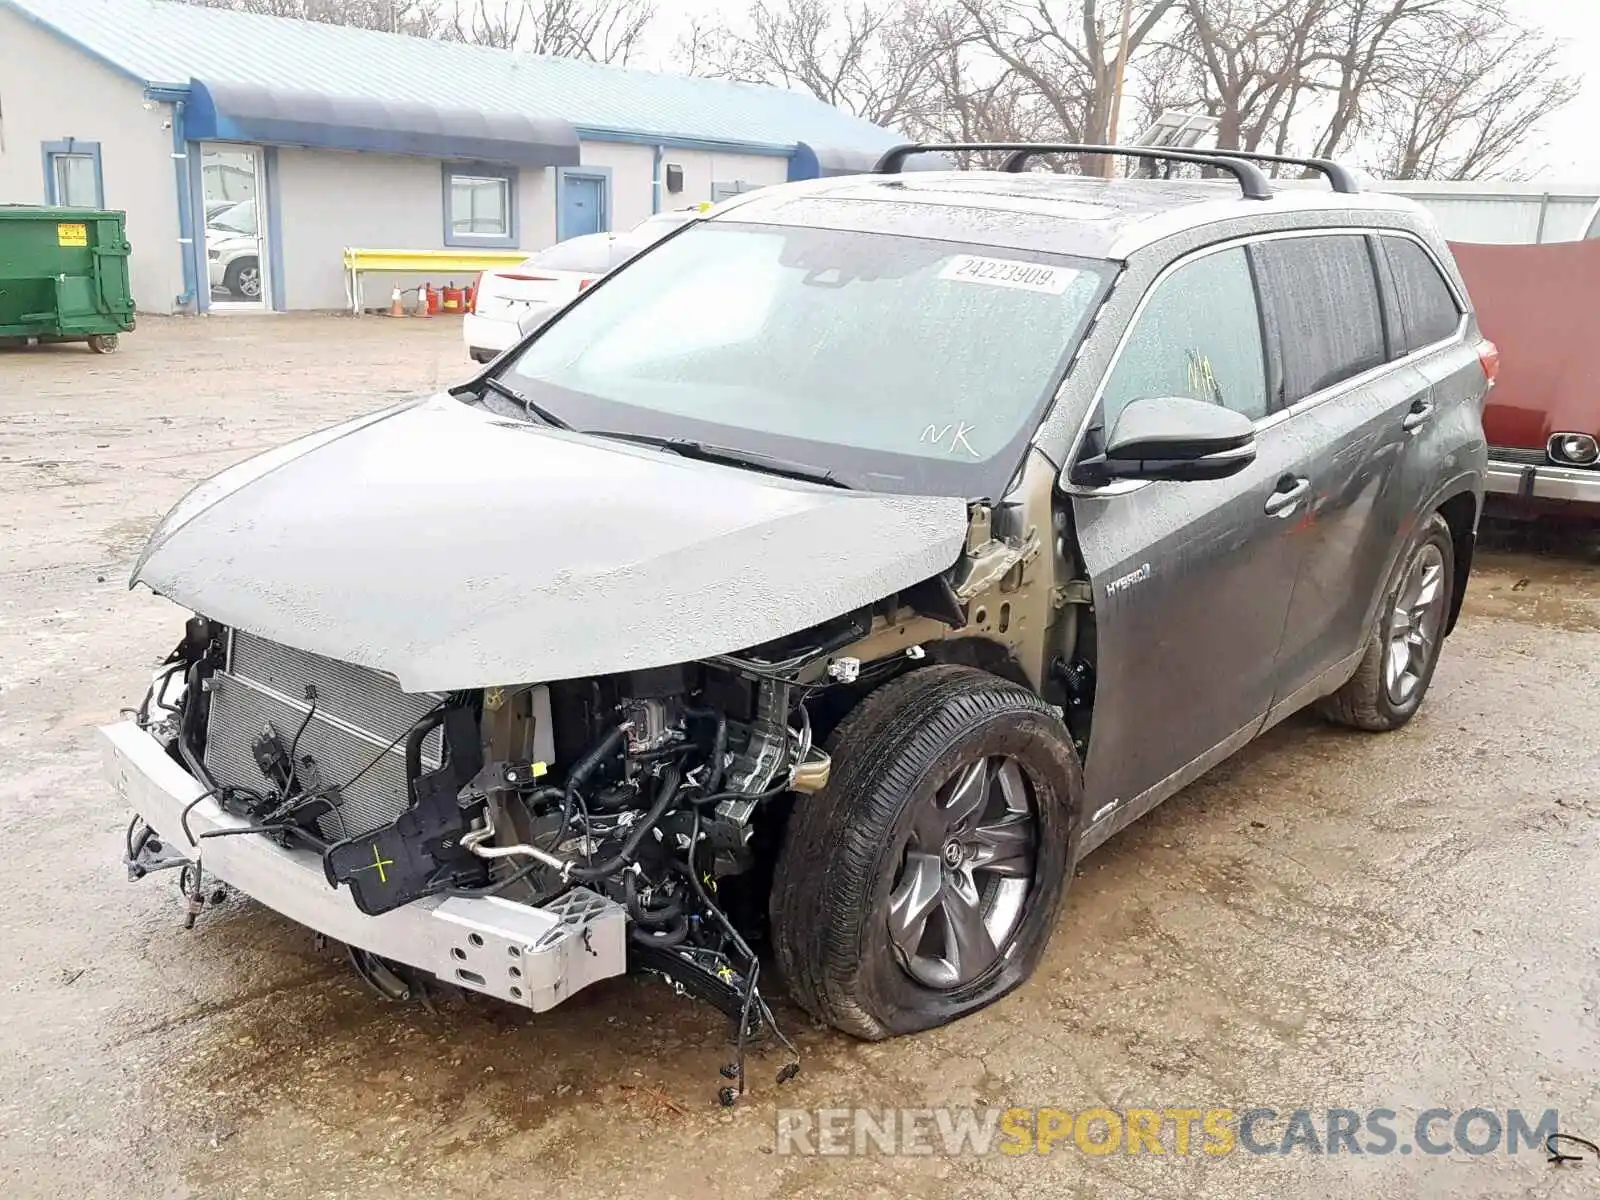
[2,316,1597,1199]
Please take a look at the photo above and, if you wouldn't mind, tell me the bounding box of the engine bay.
[126,614,878,1101]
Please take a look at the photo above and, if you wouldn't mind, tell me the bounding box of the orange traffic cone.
[415,285,434,317]
[388,286,405,318]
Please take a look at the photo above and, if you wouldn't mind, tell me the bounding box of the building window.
[42,140,104,208]
[711,180,762,203]
[443,162,517,249]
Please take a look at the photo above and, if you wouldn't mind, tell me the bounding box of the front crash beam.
[99,720,626,1011]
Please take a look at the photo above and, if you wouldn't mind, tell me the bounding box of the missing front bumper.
[99,720,626,1011]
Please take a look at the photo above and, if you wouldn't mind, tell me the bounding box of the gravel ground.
[2,315,1598,1200]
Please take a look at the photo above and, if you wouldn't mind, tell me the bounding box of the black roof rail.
[1188,149,1360,193]
[871,142,1274,201]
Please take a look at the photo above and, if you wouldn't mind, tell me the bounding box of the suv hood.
[132,395,969,691]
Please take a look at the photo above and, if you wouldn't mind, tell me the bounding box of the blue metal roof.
[2,0,903,155]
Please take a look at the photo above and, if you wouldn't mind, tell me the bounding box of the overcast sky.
[1508,0,1600,179]
[659,0,1598,182]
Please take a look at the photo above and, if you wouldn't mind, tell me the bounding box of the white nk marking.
[919,422,980,458]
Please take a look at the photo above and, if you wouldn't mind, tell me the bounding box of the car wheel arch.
[919,636,1035,690]
[769,663,1084,1038]
[1361,478,1479,642]
[1435,489,1477,636]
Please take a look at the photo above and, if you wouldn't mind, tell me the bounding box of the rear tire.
[771,665,1082,1040]
[1316,512,1455,731]
[87,334,118,354]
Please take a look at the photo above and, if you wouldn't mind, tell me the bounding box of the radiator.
[203,631,443,838]
[1488,445,1550,467]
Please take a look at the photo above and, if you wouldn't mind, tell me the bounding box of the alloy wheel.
[238,265,261,299]
[1384,542,1447,707]
[887,755,1037,989]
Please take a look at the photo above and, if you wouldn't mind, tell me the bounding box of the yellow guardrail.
[343,247,530,314]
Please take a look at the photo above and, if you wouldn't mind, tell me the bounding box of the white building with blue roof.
[0,0,905,312]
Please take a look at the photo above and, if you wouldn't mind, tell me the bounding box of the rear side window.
[1250,235,1386,405]
[1100,247,1269,425]
[524,236,614,273]
[1383,236,1462,351]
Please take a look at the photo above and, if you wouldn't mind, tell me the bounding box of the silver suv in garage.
[105,144,1490,1083]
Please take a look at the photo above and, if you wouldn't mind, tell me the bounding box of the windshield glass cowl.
[489,221,1111,498]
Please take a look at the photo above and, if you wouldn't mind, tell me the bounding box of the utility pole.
[1102,0,1136,177]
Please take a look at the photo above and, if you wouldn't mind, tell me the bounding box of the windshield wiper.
[582,430,848,488]
[481,376,572,431]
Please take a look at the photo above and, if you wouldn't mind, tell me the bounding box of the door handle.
[1264,476,1311,518]
[1402,398,1435,433]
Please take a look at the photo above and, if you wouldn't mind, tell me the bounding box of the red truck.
[1452,239,1600,513]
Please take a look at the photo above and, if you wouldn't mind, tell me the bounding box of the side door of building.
[1065,244,1317,840]
[1249,232,1432,718]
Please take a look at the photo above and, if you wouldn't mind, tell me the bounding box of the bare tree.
[683,1,961,130]
[448,0,524,47]
[956,0,1180,148]
[921,11,1054,149]
[448,0,655,61]
[185,0,656,58]
[1133,0,1575,178]
[1301,0,1447,159]
[1364,5,1579,179]
[1162,0,1334,154]
[184,0,1581,180]
[182,0,446,35]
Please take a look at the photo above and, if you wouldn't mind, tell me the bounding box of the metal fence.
[1379,182,1600,245]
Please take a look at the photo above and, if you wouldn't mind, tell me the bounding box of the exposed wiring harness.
[150,638,807,1096]
[338,699,449,795]
[685,807,800,1103]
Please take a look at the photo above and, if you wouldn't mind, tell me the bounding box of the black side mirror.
[1086,395,1257,482]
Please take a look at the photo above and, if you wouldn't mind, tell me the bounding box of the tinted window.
[1101,247,1269,425]
[1384,236,1461,351]
[1251,235,1386,405]
[524,235,615,273]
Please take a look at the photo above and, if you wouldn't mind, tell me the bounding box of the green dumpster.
[0,205,135,353]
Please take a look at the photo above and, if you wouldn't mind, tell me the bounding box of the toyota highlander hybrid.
[103,143,1492,1100]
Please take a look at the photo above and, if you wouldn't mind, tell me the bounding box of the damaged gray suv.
[104,144,1491,1084]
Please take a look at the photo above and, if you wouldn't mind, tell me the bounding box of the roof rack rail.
[871,142,1274,202]
[1187,149,1360,193]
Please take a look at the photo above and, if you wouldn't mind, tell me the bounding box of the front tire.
[1317,511,1455,731]
[771,665,1082,1040]
[225,257,261,300]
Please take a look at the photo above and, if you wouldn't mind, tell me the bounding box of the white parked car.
[205,199,261,301]
[464,211,698,362]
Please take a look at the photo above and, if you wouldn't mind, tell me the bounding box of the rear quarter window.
[525,236,614,274]
[1250,234,1387,406]
[1383,236,1463,351]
